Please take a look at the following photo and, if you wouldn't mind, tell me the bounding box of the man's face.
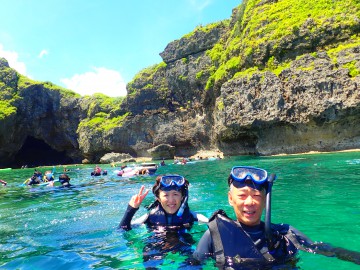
[228,185,266,226]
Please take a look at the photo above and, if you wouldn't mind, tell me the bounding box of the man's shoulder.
[209,209,231,222]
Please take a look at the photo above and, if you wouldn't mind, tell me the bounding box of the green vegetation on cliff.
[127,62,167,95]
[0,71,81,121]
[234,0,358,46]
[127,0,359,98]
[78,93,127,132]
[0,100,17,120]
[0,63,20,121]
[206,0,360,88]
[0,61,128,134]
[78,111,129,132]
[327,37,360,77]
[182,20,230,39]
[17,75,80,98]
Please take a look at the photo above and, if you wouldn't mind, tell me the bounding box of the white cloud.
[60,67,127,97]
[38,49,48,58]
[0,43,27,75]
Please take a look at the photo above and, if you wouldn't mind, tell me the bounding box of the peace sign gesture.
[129,185,149,208]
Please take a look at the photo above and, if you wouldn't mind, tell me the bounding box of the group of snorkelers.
[119,166,360,269]
[116,165,149,177]
[9,164,107,188]
[173,155,223,165]
[23,169,71,187]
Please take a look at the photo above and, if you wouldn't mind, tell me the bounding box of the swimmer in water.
[119,174,209,268]
[193,166,360,269]
[119,174,208,230]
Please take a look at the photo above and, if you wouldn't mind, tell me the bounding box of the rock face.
[214,51,360,155]
[99,152,133,164]
[0,0,360,167]
[159,22,228,64]
[0,68,82,167]
[147,144,176,160]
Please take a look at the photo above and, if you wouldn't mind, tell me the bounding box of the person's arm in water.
[118,185,149,230]
[193,229,213,262]
[290,226,360,265]
[310,243,360,265]
[195,213,209,223]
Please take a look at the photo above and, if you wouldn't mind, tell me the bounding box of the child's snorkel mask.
[229,166,277,250]
[159,175,185,189]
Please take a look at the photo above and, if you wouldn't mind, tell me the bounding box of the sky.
[0,0,240,97]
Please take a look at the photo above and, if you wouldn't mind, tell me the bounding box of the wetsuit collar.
[238,221,264,233]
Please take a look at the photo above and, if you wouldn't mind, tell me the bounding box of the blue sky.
[0,0,239,97]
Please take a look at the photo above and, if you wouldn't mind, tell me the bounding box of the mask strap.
[145,200,159,210]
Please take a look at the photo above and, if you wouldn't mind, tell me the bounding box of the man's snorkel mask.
[228,166,277,250]
[151,174,189,217]
[228,166,269,190]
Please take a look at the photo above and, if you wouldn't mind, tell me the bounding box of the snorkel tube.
[265,173,276,250]
[177,188,188,217]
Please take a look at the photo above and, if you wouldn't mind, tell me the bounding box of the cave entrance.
[12,136,74,168]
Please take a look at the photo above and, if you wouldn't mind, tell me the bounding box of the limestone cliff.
[0,61,82,167]
[0,0,359,167]
[115,0,360,157]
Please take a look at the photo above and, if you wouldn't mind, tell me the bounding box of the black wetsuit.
[119,203,198,230]
[119,203,201,269]
[193,210,360,269]
[27,176,41,185]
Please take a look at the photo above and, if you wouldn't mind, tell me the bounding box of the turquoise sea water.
[0,152,359,269]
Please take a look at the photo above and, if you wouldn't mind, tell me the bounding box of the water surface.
[0,152,359,269]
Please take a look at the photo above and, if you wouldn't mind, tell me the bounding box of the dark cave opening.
[12,136,74,168]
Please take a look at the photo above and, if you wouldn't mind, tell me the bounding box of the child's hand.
[129,185,149,208]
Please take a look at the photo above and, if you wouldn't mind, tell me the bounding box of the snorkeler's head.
[59,174,70,184]
[152,174,189,197]
[228,166,277,246]
[228,166,269,191]
[33,170,42,177]
[45,171,53,180]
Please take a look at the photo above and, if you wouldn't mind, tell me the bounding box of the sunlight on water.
[0,152,359,269]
